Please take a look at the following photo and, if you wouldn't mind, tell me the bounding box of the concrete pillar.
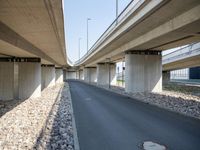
[18,61,41,99]
[97,63,116,88]
[0,58,41,100]
[76,70,80,79]
[125,51,162,93]
[41,65,55,90]
[63,69,67,81]
[83,67,97,83]
[80,70,84,80]
[0,61,14,100]
[55,68,63,84]
[162,71,170,84]
[66,71,76,79]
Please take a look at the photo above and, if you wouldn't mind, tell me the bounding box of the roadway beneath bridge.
[69,80,200,150]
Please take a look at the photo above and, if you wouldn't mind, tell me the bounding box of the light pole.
[87,18,91,53]
[116,0,118,24]
[78,38,82,61]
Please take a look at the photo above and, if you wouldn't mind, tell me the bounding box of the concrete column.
[76,70,80,79]
[125,51,162,93]
[0,58,41,100]
[162,71,170,84]
[41,65,55,90]
[0,61,14,100]
[80,70,84,80]
[55,68,63,84]
[66,71,76,79]
[97,63,116,88]
[63,69,67,81]
[18,61,41,99]
[83,67,97,83]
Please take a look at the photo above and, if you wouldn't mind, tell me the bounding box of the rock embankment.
[0,83,76,150]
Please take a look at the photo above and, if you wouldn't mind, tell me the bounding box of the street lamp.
[87,18,91,53]
[78,38,82,61]
[116,0,118,24]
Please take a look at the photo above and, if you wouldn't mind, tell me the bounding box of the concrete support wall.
[55,68,63,84]
[162,71,170,84]
[97,63,116,88]
[0,62,14,100]
[125,51,162,93]
[84,67,97,83]
[18,62,41,99]
[80,70,84,80]
[41,65,55,90]
[66,71,76,79]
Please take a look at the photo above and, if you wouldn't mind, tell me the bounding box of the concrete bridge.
[70,0,200,93]
[1,0,200,100]
[0,0,68,100]
[163,42,200,71]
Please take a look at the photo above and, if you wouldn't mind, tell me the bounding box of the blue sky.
[64,0,132,62]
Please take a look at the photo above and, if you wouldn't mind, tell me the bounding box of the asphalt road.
[69,80,200,150]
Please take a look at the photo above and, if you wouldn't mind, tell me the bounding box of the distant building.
[171,67,200,80]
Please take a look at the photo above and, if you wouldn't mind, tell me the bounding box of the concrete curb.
[66,83,80,150]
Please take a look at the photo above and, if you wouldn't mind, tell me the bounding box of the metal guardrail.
[73,0,145,65]
[162,43,200,64]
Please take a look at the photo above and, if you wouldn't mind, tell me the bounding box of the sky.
[64,0,132,62]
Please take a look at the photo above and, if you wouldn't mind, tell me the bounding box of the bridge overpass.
[163,43,200,71]
[1,0,200,100]
[70,0,200,93]
[0,0,68,100]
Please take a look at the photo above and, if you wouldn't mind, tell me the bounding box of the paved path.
[69,80,200,150]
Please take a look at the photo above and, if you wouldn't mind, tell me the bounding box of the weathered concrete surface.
[41,66,55,90]
[0,62,14,100]
[18,62,41,99]
[0,0,67,66]
[55,68,63,84]
[97,63,116,88]
[125,53,162,93]
[84,67,97,83]
[66,71,77,79]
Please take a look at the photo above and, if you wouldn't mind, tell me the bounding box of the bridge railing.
[74,0,145,65]
[162,42,200,64]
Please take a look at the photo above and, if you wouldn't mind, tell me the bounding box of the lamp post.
[87,18,91,53]
[78,38,82,61]
[116,0,118,24]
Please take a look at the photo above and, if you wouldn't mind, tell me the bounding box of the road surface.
[69,80,200,150]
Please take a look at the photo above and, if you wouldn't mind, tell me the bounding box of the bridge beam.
[125,51,162,93]
[97,63,116,88]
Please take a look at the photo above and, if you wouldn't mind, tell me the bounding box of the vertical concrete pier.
[125,51,162,93]
[41,65,55,90]
[84,67,97,83]
[162,71,170,84]
[97,63,116,88]
[0,61,14,100]
[0,58,41,100]
[55,68,63,84]
[18,59,41,99]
